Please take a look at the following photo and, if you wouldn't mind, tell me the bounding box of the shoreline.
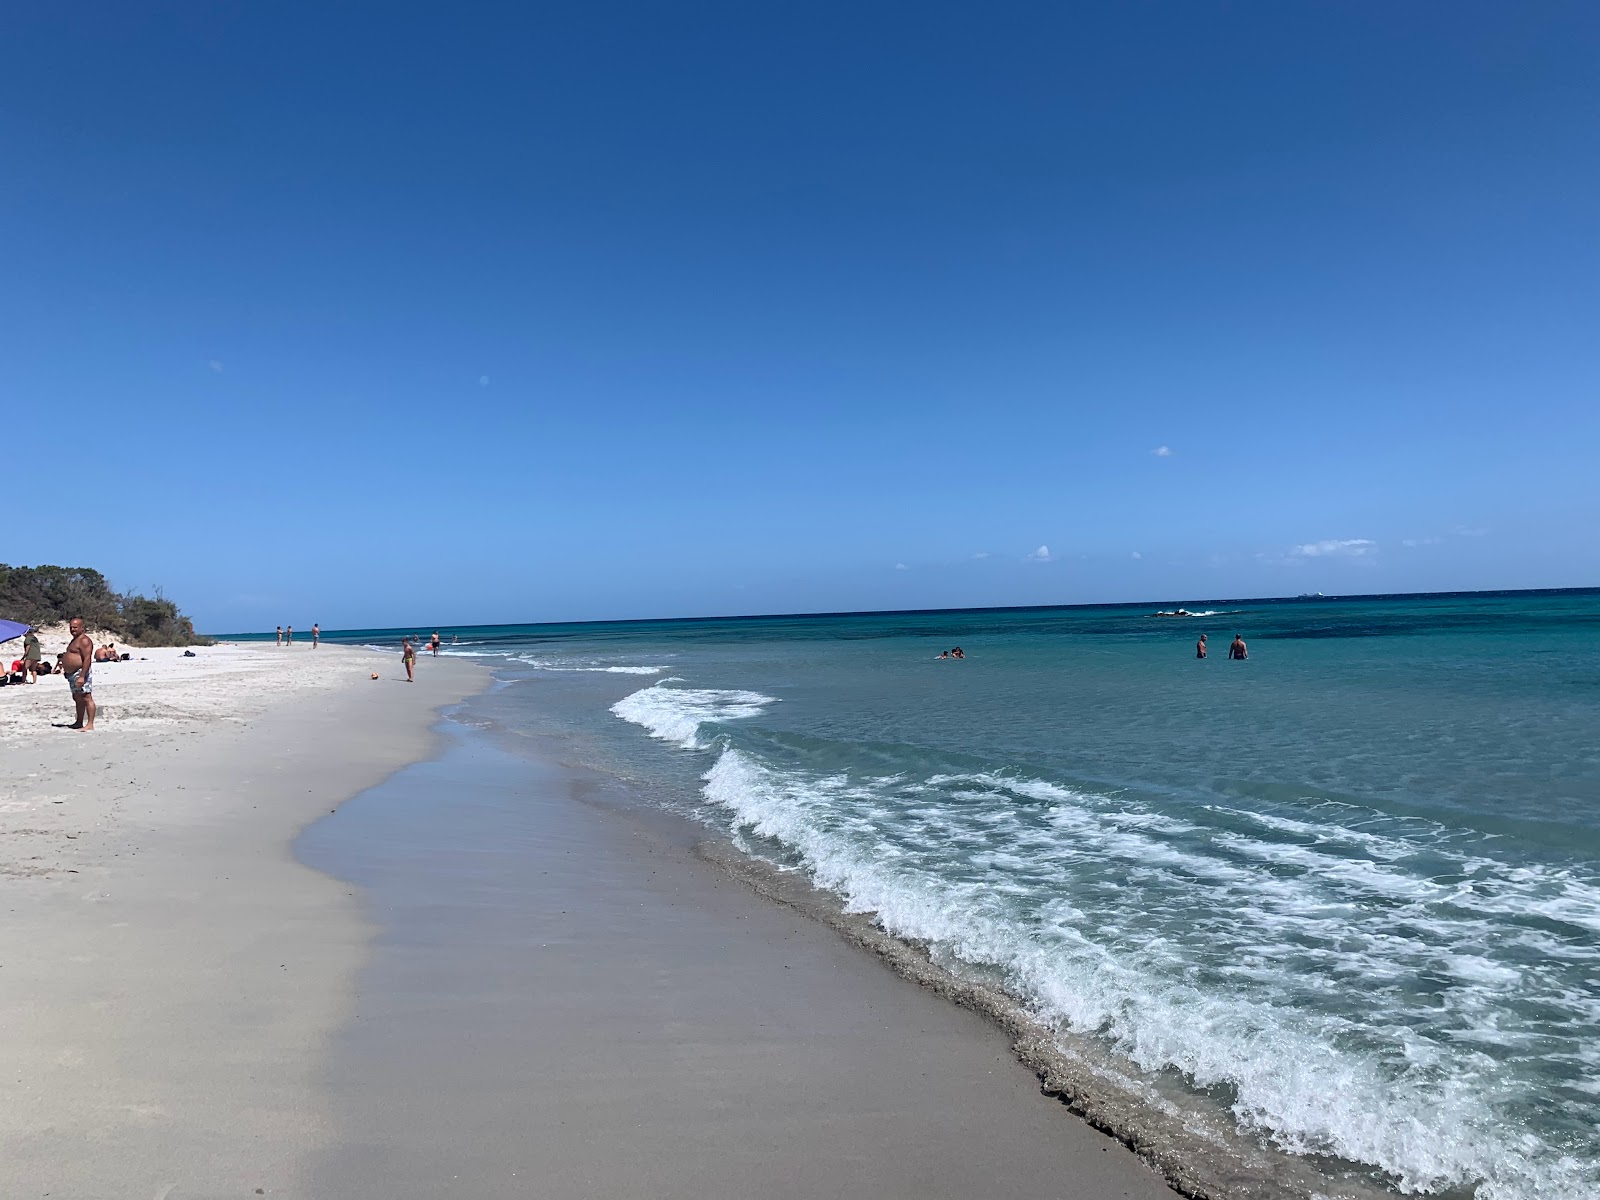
[0,638,1496,1199]
[696,841,1396,1200]
[0,643,488,1197]
[299,711,1186,1199]
[403,667,1405,1200]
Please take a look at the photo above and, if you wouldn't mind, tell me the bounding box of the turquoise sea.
[307,589,1600,1199]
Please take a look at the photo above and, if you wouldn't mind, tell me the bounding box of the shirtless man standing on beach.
[61,617,96,730]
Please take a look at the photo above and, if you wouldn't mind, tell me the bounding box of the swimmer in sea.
[1228,634,1247,660]
[936,650,950,659]
[1196,634,1207,659]
[951,647,965,659]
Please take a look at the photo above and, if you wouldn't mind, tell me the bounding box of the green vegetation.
[0,564,211,647]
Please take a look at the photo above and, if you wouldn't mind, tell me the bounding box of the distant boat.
[1152,608,1195,617]
[1297,592,1324,599]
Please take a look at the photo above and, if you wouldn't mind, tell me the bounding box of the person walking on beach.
[61,618,96,731]
[1228,634,1248,660]
[311,623,320,648]
[1196,633,1208,659]
[21,626,44,682]
[276,625,283,646]
[429,631,441,656]
[402,636,416,682]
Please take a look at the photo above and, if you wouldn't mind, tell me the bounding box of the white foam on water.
[699,748,1600,1200]
[511,655,666,674]
[611,684,777,750]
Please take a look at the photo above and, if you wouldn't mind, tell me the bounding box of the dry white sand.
[0,643,486,1198]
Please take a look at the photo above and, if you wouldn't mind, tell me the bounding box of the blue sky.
[4,2,1596,630]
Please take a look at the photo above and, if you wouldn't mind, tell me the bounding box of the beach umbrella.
[0,620,28,645]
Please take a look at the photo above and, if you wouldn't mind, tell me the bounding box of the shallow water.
[330,590,1600,1199]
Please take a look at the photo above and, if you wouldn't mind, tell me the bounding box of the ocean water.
[327,591,1600,1199]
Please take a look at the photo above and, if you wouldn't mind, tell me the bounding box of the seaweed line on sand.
[696,838,1399,1200]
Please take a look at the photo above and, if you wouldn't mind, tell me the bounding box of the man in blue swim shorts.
[61,617,96,731]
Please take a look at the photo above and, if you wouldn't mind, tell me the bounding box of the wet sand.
[300,719,1179,1200]
[3,641,1182,1198]
[0,644,485,1198]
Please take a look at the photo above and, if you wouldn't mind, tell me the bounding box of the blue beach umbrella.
[0,620,28,645]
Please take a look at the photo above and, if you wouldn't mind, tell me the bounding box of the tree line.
[0,564,209,646]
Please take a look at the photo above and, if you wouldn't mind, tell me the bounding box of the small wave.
[696,749,1599,1200]
[611,683,777,749]
[511,655,665,675]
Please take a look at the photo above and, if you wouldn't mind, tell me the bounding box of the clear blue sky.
[4,2,1596,630]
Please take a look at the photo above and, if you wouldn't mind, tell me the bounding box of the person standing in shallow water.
[429,630,441,656]
[1228,634,1248,660]
[402,637,416,682]
[1196,633,1208,659]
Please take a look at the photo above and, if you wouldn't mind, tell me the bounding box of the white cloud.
[208,360,224,373]
[1291,538,1377,558]
[1151,445,1173,457]
[894,562,909,571]
[1401,537,1442,547]
[1131,551,1142,559]
[1026,545,1052,562]
[971,551,991,559]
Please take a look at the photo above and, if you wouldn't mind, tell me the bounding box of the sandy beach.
[0,642,485,1197]
[0,640,1185,1199]
[301,718,1182,1200]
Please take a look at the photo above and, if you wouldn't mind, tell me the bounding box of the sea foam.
[610,684,777,749]
[696,749,1600,1200]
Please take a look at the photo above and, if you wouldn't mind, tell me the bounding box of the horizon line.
[207,584,1600,639]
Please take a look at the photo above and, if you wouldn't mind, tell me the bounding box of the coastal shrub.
[0,564,212,647]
